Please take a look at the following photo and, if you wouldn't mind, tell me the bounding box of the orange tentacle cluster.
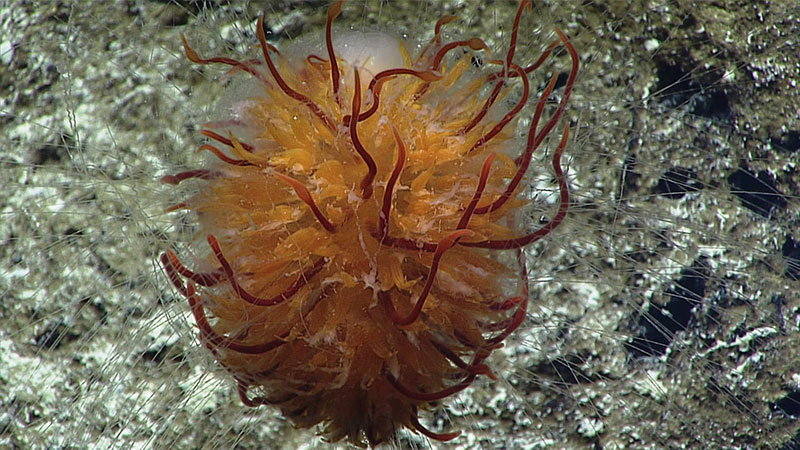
[161,0,578,446]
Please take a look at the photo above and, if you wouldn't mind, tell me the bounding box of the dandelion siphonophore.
[161,0,577,445]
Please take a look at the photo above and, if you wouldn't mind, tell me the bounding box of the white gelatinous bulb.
[289,30,407,91]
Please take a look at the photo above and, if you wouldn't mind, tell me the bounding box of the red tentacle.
[466,62,529,153]
[349,69,377,199]
[325,1,344,106]
[273,173,338,232]
[409,411,460,442]
[180,34,270,85]
[160,169,213,185]
[187,284,290,354]
[197,143,255,167]
[378,127,406,242]
[256,16,336,131]
[415,38,489,99]
[207,234,325,306]
[461,123,570,249]
[343,68,442,125]
[386,369,479,402]
[380,229,473,326]
[164,249,223,287]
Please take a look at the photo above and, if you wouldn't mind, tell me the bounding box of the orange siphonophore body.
[161,0,578,446]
